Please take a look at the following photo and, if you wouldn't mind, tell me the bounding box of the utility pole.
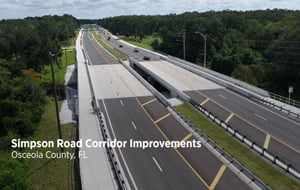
[49,51,64,153]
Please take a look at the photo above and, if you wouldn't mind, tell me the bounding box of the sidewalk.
[76,30,115,190]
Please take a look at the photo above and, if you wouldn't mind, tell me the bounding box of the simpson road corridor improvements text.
[11,139,202,149]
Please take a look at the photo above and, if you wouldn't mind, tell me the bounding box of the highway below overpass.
[81,29,256,189]
[93,26,300,177]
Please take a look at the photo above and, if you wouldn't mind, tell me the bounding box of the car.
[119,44,123,48]
[143,56,150,60]
[133,48,139,52]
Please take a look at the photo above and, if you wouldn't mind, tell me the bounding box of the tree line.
[98,9,300,99]
[0,15,77,189]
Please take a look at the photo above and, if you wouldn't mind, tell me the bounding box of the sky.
[0,0,299,19]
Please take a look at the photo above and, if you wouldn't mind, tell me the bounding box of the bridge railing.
[81,46,130,190]
[187,99,300,181]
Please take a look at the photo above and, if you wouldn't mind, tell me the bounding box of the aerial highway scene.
[0,0,300,190]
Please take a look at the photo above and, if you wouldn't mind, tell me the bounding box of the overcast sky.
[0,0,299,19]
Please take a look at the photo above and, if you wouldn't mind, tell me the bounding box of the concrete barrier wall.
[163,56,270,98]
[129,58,191,102]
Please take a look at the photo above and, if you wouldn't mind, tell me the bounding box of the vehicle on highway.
[133,47,139,52]
[107,36,111,40]
[119,44,123,48]
[143,56,150,60]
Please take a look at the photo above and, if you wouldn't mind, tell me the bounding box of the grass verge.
[118,35,161,50]
[41,47,76,85]
[27,97,76,190]
[176,103,300,190]
[90,28,127,61]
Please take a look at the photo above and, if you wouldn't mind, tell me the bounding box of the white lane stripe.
[152,157,163,172]
[131,121,137,130]
[218,94,227,99]
[254,113,267,121]
[102,100,138,190]
[120,100,124,106]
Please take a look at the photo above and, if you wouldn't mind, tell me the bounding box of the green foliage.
[98,9,300,99]
[176,103,300,189]
[0,151,30,189]
[0,15,77,189]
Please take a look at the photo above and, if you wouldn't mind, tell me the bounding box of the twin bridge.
[76,27,300,190]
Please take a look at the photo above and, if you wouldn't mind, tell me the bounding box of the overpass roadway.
[82,30,254,189]
[134,59,300,171]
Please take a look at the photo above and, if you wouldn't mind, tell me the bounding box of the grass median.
[90,28,127,61]
[117,35,162,50]
[176,103,300,190]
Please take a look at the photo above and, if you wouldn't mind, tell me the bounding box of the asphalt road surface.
[82,29,253,189]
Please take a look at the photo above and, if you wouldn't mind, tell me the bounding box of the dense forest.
[0,15,77,188]
[98,9,300,99]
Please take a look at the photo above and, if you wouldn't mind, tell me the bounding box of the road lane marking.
[263,134,271,149]
[200,98,210,106]
[101,99,138,190]
[181,133,193,142]
[225,113,234,123]
[142,98,157,106]
[254,113,267,121]
[136,98,210,189]
[218,94,227,99]
[154,113,171,124]
[131,121,137,130]
[209,164,227,190]
[152,157,163,172]
[120,100,124,106]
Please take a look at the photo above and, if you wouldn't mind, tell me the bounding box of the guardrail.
[81,46,129,190]
[124,59,170,107]
[163,56,300,119]
[269,92,300,109]
[124,57,274,189]
[258,97,300,119]
[188,99,300,181]
[170,106,272,190]
[166,56,270,97]
[129,58,191,102]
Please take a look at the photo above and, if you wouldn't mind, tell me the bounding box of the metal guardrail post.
[81,46,129,190]
[188,101,300,181]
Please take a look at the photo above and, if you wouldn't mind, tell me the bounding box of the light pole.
[195,31,206,68]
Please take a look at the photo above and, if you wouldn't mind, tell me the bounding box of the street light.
[195,31,206,68]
